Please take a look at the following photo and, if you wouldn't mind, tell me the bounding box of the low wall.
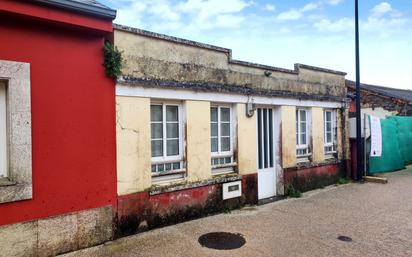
[115,173,258,238]
[283,162,343,192]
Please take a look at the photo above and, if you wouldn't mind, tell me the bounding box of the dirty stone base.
[0,205,113,257]
[283,162,343,193]
[115,173,258,238]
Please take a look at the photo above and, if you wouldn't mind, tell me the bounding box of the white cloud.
[277,2,319,21]
[173,0,251,31]
[147,2,180,21]
[277,9,302,21]
[362,2,408,36]
[114,1,147,27]
[301,3,318,12]
[326,0,343,6]
[177,0,250,18]
[313,17,352,32]
[370,2,392,18]
[363,17,408,35]
[215,14,245,28]
[264,4,276,12]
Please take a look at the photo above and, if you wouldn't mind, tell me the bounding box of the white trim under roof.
[116,84,343,108]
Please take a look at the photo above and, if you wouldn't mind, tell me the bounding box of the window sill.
[152,169,186,178]
[212,169,236,176]
[0,182,32,204]
[297,156,311,163]
[325,154,337,159]
[211,163,237,176]
[149,174,240,196]
[0,177,17,187]
[151,171,186,185]
[152,177,186,187]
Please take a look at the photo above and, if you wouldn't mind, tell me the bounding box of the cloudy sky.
[99,0,412,89]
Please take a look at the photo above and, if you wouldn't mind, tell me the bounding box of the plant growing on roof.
[103,41,123,79]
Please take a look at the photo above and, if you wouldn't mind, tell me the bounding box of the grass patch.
[286,184,302,198]
[337,177,351,185]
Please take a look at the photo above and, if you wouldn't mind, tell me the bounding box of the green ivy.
[103,41,123,79]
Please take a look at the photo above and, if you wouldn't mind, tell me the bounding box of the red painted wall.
[283,163,341,192]
[0,9,116,225]
[284,164,339,180]
[116,174,258,237]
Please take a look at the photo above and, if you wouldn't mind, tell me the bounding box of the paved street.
[63,167,412,257]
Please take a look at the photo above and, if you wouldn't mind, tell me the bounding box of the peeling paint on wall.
[116,96,151,195]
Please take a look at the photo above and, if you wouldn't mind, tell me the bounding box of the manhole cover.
[198,232,246,250]
[337,235,353,242]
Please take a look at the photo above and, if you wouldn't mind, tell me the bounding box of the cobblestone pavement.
[62,167,412,257]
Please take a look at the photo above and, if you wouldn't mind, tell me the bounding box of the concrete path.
[62,168,412,257]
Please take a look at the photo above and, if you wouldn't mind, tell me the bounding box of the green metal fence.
[368,116,412,174]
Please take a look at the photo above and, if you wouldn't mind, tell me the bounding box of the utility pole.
[355,0,363,180]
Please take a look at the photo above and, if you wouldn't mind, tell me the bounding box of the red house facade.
[0,1,117,256]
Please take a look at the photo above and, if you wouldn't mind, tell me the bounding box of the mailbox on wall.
[222,181,242,200]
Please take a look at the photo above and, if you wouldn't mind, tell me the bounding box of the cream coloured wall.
[311,107,325,162]
[281,106,296,168]
[236,103,258,175]
[185,100,212,182]
[115,96,346,196]
[116,96,151,195]
[115,29,229,72]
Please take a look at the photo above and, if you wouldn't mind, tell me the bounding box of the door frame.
[256,106,279,200]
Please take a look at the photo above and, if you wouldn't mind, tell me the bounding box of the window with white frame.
[210,105,235,173]
[150,103,185,179]
[0,82,7,179]
[324,109,337,155]
[296,108,311,159]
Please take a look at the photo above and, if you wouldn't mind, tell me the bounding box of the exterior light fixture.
[246,96,256,117]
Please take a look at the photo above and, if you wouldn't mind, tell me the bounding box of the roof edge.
[295,64,347,76]
[346,79,412,102]
[32,0,116,19]
[113,24,230,53]
[118,76,346,103]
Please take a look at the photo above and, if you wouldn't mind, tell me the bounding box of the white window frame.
[150,101,185,180]
[210,105,236,174]
[0,82,7,179]
[324,109,337,156]
[296,108,311,161]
